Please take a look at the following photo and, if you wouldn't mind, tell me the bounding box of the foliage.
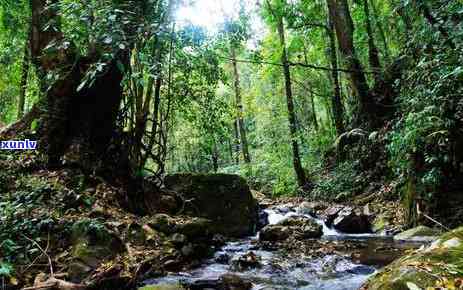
[387,0,463,200]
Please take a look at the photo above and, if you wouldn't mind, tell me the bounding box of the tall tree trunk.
[326,11,345,135]
[369,0,390,61]
[18,40,29,120]
[327,0,375,128]
[363,0,382,78]
[309,93,319,132]
[276,16,309,188]
[31,0,129,170]
[230,45,251,163]
[233,120,240,164]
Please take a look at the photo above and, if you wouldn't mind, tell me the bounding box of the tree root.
[0,103,41,139]
[22,278,86,290]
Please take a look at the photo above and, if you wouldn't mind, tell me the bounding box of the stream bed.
[143,206,421,290]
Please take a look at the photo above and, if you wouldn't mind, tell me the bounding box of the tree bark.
[327,0,375,128]
[326,11,345,135]
[230,45,251,163]
[276,16,309,188]
[233,120,240,164]
[363,0,382,78]
[31,0,129,171]
[369,0,390,60]
[18,37,30,119]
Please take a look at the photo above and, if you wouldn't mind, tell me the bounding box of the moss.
[138,284,185,290]
[363,227,463,290]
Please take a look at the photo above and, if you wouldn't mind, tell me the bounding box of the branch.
[217,55,374,74]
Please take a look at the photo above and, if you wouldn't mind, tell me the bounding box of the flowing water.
[143,206,418,290]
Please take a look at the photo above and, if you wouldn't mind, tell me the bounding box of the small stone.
[181,243,195,257]
[170,233,187,246]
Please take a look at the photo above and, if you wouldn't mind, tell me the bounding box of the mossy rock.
[70,219,125,281]
[139,285,185,290]
[393,225,440,242]
[175,217,212,239]
[165,173,258,237]
[362,227,463,290]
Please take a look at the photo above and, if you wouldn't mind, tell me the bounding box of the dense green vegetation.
[0,0,461,206]
[0,0,462,288]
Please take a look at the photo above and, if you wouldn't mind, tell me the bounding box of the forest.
[0,0,462,289]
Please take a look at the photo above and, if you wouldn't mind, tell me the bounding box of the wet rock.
[393,225,440,242]
[163,259,182,272]
[215,252,231,264]
[323,205,344,227]
[231,251,261,270]
[362,227,463,290]
[186,274,252,290]
[219,274,252,290]
[139,285,185,290]
[259,225,290,241]
[259,216,322,241]
[257,209,269,230]
[295,201,317,216]
[164,173,258,237]
[276,205,291,214]
[212,234,227,247]
[332,207,371,233]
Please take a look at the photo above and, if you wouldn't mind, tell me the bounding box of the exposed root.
[22,278,86,290]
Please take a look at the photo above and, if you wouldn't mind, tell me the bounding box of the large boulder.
[361,227,463,290]
[393,225,440,242]
[165,173,258,237]
[259,216,323,241]
[332,206,372,233]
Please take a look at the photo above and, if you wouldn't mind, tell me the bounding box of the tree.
[265,0,310,189]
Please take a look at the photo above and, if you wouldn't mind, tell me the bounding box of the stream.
[143,205,419,290]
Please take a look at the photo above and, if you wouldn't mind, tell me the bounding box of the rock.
[149,214,176,234]
[323,205,344,227]
[231,251,261,270]
[259,216,322,241]
[170,233,187,246]
[159,194,180,214]
[279,216,323,238]
[295,201,316,216]
[127,222,146,245]
[175,217,212,240]
[164,173,258,237]
[219,274,252,290]
[361,227,463,290]
[212,234,227,247]
[139,285,185,290]
[257,209,269,230]
[332,207,371,233]
[69,219,125,282]
[215,252,231,264]
[393,225,440,242]
[259,225,290,241]
[180,243,195,257]
[186,274,252,290]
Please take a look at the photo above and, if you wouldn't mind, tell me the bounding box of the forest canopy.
[0,0,462,235]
